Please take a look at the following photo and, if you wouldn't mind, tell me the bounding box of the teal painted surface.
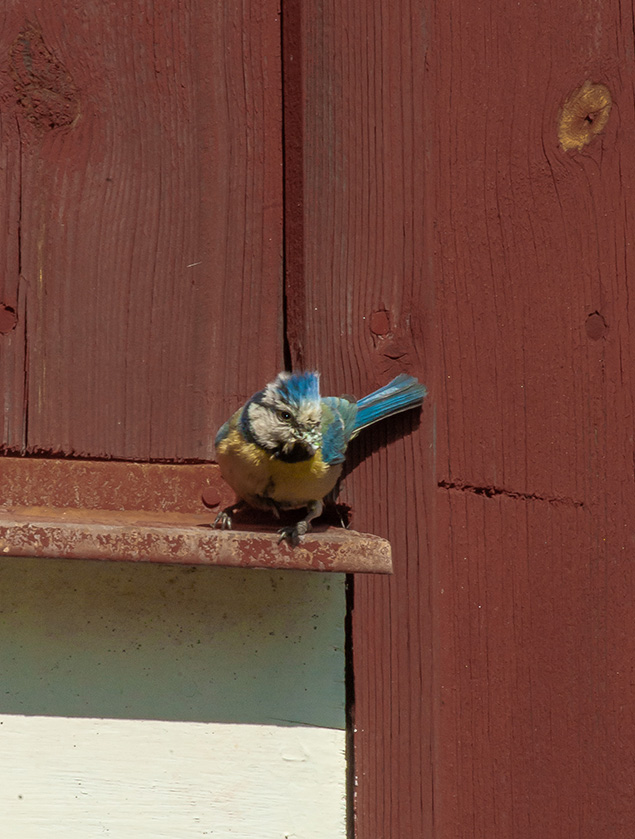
[0,559,345,729]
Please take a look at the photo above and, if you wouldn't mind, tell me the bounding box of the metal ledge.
[0,458,392,573]
[0,508,391,573]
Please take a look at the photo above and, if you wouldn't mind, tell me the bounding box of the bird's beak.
[299,428,321,455]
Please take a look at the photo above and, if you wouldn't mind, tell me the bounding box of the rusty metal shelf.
[0,458,392,573]
[0,507,391,573]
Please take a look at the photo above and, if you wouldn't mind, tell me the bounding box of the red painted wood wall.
[0,2,283,458]
[2,1,635,837]
[430,0,635,834]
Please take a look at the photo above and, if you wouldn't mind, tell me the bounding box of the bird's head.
[242,371,323,461]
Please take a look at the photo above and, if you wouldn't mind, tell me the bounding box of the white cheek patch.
[248,403,295,450]
[248,404,277,445]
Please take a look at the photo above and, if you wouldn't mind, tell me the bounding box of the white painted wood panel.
[0,716,345,838]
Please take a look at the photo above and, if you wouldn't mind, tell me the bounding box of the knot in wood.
[585,311,608,341]
[10,25,80,131]
[369,309,391,337]
[0,304,18,334]
[558,81,611,152]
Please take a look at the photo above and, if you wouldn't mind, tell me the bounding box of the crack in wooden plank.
[438,480,585,508]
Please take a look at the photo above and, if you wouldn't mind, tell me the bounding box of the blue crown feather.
[273,371,321,408]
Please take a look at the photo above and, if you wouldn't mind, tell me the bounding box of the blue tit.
[213,371,427,543]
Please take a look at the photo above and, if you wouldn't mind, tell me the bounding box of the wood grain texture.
[436,492,635,837]
[0,1,283,459]
[0,717,346,838]
[433,0,635,836]
[292,0,635,835]
[285,0,434,835]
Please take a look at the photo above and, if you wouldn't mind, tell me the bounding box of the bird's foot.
[277,500,323,546]
[277,520,309,546]
[212,505,236,530]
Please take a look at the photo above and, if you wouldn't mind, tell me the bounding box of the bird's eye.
[277,410,292,422]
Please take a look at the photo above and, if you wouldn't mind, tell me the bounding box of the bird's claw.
[212,510,233,530]
[278,521,309,546]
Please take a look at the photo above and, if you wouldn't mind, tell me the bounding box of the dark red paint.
[369,310,391,337]
[286,2,433,836]
[10,24,80,130]
[287,0,635,836]
[585,311,608,340]
[0,305,17,334]
[0,2,283,458]
[432,0,635,837]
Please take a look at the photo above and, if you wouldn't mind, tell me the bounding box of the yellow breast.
[216,426,341,510]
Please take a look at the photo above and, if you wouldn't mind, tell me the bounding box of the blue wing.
[320,397,358,464]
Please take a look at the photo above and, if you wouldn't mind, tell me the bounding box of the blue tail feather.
[353,374,427,435]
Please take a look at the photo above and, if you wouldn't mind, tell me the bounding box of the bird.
[213,371,427,544]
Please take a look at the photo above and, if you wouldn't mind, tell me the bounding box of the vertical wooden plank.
[433,0,635,836]
[436,494,604,837]
[293,0,635,836]
[0,7,25,449]
[0,1,283,459]
[285,0,434,835]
